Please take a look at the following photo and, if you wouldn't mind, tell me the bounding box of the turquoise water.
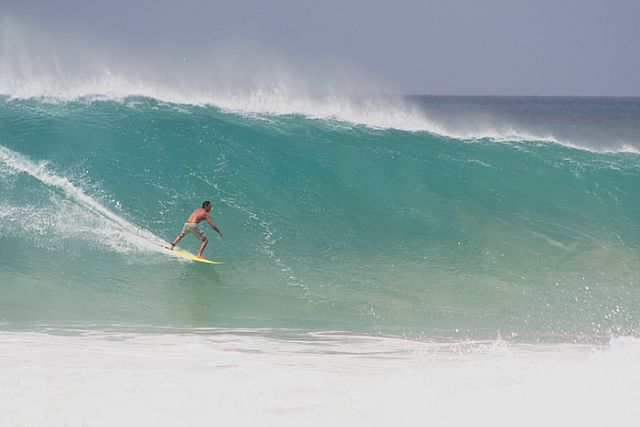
[1,96,639,341]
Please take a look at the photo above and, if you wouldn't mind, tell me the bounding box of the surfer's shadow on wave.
[176,263,222,285]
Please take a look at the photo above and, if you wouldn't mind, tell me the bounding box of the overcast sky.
[3,0,640,96]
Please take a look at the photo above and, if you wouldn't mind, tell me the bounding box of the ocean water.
[1,93,639,425]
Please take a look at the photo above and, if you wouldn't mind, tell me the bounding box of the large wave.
[1,97,639,340]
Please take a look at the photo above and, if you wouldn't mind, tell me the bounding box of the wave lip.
[4,88,638,154]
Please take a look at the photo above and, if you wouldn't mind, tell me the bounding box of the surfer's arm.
[207,215,223,237]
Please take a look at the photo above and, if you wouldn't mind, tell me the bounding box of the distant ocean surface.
[1,93,639,425]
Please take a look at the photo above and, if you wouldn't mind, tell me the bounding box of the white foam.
[0,329,638,426]
[3,65,609,152]
[0,145,166,253]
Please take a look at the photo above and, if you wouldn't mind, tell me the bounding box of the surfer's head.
[202,200,212,212]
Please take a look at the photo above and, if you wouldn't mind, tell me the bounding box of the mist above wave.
[1,16,638,153]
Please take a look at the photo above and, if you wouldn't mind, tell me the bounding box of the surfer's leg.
[197,237,208,258]
[170,224,194,249]
[169,232,186,250]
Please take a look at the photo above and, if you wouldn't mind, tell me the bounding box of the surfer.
[168,201,223,258]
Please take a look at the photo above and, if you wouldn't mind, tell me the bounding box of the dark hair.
[202,200,211,208]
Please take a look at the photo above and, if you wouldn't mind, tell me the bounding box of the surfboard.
[163,246,224,265]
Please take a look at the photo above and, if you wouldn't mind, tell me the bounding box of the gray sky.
[3,0,640,96]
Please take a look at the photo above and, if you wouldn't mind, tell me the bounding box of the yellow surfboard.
[163,246,224,265]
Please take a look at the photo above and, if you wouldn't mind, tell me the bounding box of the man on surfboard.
[168,201,223,258]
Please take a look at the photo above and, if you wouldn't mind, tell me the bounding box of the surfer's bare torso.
[186,208,212,224]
